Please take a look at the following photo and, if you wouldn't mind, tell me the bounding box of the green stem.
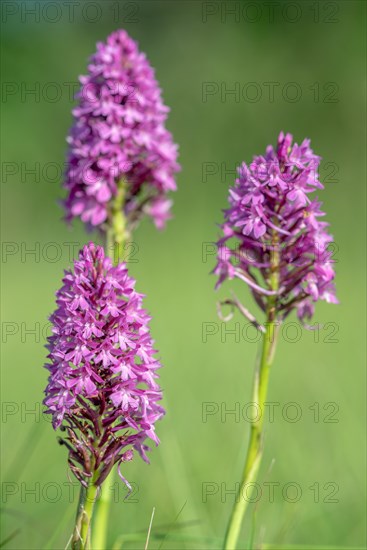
[92,471,114,549]
[106,178,130,264]
[223,237,280,550]
[223,315,278,549]
[90,177,128,549]
[72,478,99,550]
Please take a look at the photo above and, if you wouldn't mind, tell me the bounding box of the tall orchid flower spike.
[64,29,180,255]
[45,29,178,550]
[214,132,337,549]
[44,243,164,549]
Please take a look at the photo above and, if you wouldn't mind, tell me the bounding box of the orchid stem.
[92,473,114,549]
[223,314,278,549]
[223,236,280,550]
[72,477,99,550]
[106,178,130,265]
[89,178,128,549]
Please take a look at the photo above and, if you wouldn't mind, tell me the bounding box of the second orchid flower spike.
[214,132,338,550]
[63,30,180,253]
[214,131,337,324]
[44,243,165,549]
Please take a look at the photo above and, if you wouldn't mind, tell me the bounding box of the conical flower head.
[64,29,180,232]
[214,132,337,321]
[44,243,164,486]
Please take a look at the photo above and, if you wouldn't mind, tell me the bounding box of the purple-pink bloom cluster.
[214,132,337,321]
[64,29,180,231]
[44,243,164,486]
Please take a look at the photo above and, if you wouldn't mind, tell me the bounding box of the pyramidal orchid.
[45,29,179,549]
[44,243,164,548]
[64,29,180,252]
[214,132,337,549]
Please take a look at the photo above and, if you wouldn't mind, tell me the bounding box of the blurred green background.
[1,1,366,549]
